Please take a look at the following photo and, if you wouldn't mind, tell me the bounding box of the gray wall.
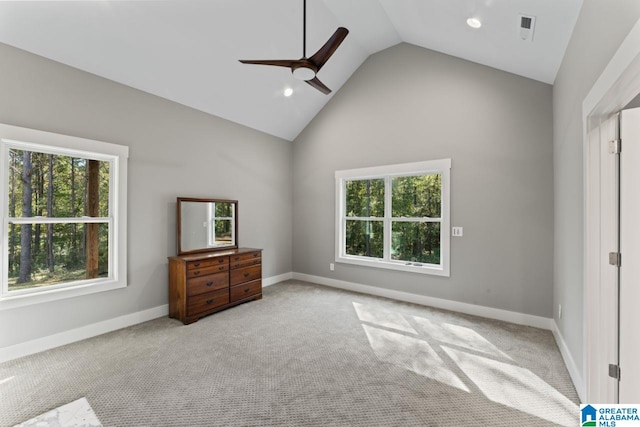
[626,92,640,109]
[293,43,554,318]
[0,43,293,348]
[552,3,640,374]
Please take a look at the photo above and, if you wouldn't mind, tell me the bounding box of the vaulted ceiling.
[0,0,582,141]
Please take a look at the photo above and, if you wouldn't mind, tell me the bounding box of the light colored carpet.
[0,280,579,426]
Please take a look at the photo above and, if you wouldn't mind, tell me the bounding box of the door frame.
[583,17,640,403]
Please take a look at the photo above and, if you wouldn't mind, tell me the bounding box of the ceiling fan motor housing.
[292,62,317,81]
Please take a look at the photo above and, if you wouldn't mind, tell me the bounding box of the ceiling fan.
[239,0,349,95]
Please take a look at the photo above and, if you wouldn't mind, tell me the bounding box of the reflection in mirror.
[177,198,237,255]
[210,202,233,247]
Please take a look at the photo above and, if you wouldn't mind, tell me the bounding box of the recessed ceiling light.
[284,87,293,97]
[467,17,482,29]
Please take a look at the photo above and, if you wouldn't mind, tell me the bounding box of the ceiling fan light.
[292,66,316,81]
[467,17,482,29]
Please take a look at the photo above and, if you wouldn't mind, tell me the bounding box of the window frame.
[0,123,128,310]
[335,159,451,277]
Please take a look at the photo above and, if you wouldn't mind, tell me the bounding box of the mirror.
[177,197,238,255]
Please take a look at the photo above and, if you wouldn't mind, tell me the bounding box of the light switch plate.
[452,227,463,237]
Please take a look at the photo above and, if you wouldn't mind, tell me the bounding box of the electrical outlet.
[452,227,463,237]
[559,304,562,319]
[329,263,335,271]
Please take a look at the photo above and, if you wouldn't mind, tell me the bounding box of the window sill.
[337,256,450,277]
[0,279,126,311]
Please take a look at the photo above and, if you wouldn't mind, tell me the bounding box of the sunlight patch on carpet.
[411,315,513,360]
[442,346,578,426]
[353,301,417,334]
[362,323,470,392]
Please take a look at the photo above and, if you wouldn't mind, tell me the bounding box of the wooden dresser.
[168,248,262,324]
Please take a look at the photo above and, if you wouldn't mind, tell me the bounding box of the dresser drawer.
[230,279,262,302]
[230,265,262,286]
[230,257,261,270]
[187,263,228,278]
[230,251,261,263]
[187,256,228,270]
[187,271,228,297]
[187,288,229,317]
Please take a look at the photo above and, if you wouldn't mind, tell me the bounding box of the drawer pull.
[253,253,259,257]
[218,258,224,263]
[244,288,250,293]
[234,256,240,261]
[194,262,201,267]
[218,266,225,271]
[206,281,214,287]
[234,264,240,268]
[243,272,250,278]
[206,299,214,305]
[193,271,200,276]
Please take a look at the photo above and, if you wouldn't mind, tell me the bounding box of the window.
[0,123,128,309]
[335,159,451,276]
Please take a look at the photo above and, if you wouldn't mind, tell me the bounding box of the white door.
[586,114,620,403]
[619,107,640,403]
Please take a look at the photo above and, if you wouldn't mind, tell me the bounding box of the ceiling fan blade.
[238,59,300,68]
[308,27,349,71]
[306,77,332,95]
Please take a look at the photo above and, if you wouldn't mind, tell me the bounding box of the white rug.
[13,398,102,427]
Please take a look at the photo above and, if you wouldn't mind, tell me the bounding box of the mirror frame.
[176,197,238,255]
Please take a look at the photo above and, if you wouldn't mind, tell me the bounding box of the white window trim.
[335,159,451,277]
[0,123,128,310]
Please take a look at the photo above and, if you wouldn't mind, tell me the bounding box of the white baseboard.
[263,272,292,287]
[0,304,169,364]
[0,272,292,364]
[551,320,585,402]
[291,272,553,330]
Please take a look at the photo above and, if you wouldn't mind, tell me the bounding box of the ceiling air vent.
[518,14,536,42]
